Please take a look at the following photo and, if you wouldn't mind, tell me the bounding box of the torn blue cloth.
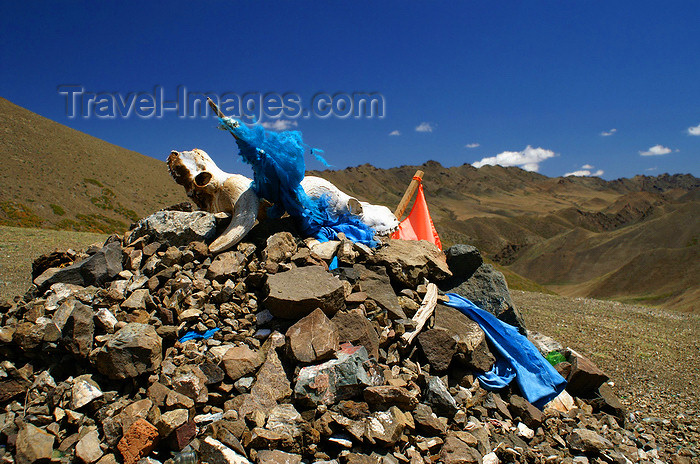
[328,256,339,270]
[217,117,378,247]
[178,328,220,343]
[444,293,566,409]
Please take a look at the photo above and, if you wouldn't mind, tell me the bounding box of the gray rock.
[433,304,495,372]
[567,428,613,454]
[355,265,406,320]
[199,436,252,464]
[72,375,103,409]
[15,423,55,464]
[96,308,118,333]
[34,242,122,291]
[444,244,483,280]
[285,308,339,363]
[424,376,459,417]
[417,328,457,372]
[310,240,340,260]
[172,365,209,403]
[62,301,94,358]
[527,330,564,356]
[365,407,406,446]
[156,409,188,437]
[295,344,383,406]
[257,450,302,464]
[75,429,103,463]
[439,432,482,464]
[206,251,247,282]
[440,263,525,331]
[262,232,298,263]
[266,404,304,439]
[94,323,162,379]
[369,239,452,287]
[199,362,225,385]
[264,266,345,319]
[127,210,219,247]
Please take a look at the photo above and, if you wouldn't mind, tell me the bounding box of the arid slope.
[0,97,186,233]
[310,163,699,311]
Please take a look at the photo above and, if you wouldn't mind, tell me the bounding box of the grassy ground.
[0,225,106,301]
[489,260,556,294]
[513,290,700,423]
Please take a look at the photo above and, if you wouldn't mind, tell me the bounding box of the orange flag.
[392,179,442,249]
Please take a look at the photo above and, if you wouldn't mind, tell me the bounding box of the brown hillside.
[0,97,186,233]
[309,162,699,312]
[2,97,696,311]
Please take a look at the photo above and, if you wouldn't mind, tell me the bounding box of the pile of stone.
[0,211,672,464]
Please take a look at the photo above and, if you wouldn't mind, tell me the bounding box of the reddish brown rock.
[418,327,457,372]
[364,385,419,411]
[222,345,264,381]
[508,395,543,429]
[331,308,380,359]
[167,420,196,451]
[117,419,159,464]
[566,349,609,397]
[285,308,339,363]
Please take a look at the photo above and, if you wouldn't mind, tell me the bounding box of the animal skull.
[167,149,398,253]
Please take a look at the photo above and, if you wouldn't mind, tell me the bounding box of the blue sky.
[2,1,698,179]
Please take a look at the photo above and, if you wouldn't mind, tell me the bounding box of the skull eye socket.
[194,172,212,188]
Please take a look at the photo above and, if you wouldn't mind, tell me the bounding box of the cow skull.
[167,149,398,253]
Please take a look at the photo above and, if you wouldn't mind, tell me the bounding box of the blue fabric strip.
[444,293,566,409]
[178,328,220,343]
[217,117,377,247]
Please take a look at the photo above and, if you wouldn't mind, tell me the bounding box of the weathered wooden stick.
[394,170,424,220]
[208,98,241,141]
[207,97,225,118]
[401,282,438,346]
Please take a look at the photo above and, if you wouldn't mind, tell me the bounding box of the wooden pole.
[394,170,424,220]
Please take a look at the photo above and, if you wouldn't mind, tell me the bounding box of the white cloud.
[688,123,700,135]
[639,144,672,156]
[465,143,480,148]
[261,119,298,131]
[472,145,556,172]
[415,122,435,133]
[601,128,617,136]
[564,169,604,177]
[581,164,594,169]
[389,130,401,136]
[646,166,657,172]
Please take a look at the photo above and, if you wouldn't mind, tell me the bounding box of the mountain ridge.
[2,97,697,311]
[308,162,699,312]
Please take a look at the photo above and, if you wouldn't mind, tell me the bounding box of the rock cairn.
[0,211,687,464]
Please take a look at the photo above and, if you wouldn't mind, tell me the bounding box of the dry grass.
[0,97,186,233]
[513,290,700,421]
[0,225,106,301]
